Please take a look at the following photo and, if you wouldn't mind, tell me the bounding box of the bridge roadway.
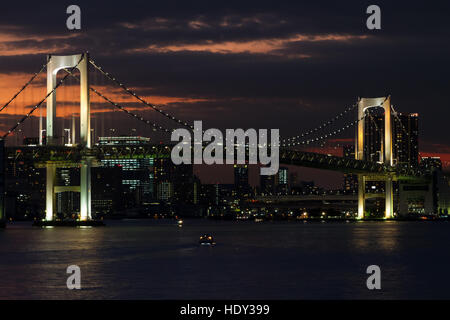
[5,145,429,180]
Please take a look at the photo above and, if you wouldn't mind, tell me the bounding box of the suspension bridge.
[0,53,433,226]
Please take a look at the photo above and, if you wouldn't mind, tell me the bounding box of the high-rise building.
[393,113,419,167]
[414,157,450,216]
[200,184,219,206]
[420,157,442,171]
[363,110,419,167]
[172,164,199,204]
[99,136,154,203]
[363,108,384,162]
[153,158,198,204]
[157,181,173,201]
[234,164,250,197]
[289,172,299,188]
[343,145,358,194]
[4,147,45,220]
[277,167,289,195]
[91,166,123,215]
[260,173,278,195]
[360,111,420,216]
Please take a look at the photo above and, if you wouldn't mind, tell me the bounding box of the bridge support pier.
[357,174,395,219]
[45,163,56,221]
[45,162,92,221]
[80,160,92,221]
[357,174,365,219]
[385,177,394,219]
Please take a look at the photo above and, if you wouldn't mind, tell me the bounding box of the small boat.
[199,234,216,246]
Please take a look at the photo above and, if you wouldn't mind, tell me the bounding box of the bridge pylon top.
[356,95,392,166]
[46,53,91,148]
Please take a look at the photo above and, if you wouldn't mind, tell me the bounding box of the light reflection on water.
[1,220,450,299]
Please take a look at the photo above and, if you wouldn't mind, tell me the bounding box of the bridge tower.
[356,96,394,219]
[45,53,92,221]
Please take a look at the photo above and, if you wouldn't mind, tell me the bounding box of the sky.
[0,1,450,187]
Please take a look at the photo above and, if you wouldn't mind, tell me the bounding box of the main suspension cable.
[281,103,357,143]
[89,58,193,130]
[63,69,174,134]
[282,117,362,147]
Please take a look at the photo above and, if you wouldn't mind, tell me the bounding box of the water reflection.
[0,220,449,299]
[351,221,401,252]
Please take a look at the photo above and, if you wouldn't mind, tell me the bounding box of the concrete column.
[46,55,57,146]
[383,96,393,166]
[39,108,43,145]
[385,177,394,218]
[356,98,365,161]
[45,163,56,221]
[79,54,90,148]
[80,160,91,221]
[358,174,365,219]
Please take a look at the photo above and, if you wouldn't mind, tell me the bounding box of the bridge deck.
[5,145,429,180]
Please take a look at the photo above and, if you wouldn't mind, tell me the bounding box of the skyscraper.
[363,108,384,162]
[420,157,442,171]
[343,145,358,194]
[393,113,419,167]
[154,158,198,204]
[363,110,419,167]
[4,146,45,220]
[99,136,154,203]
[260,173,278,195]
[92,166,123,215]
[277,167,289,195]
[234,164,250,197]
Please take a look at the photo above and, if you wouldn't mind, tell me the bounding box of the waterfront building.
[260,173,277,195]
[277,167,289,195]
[234,164,251,197]
[393,113,419,167]
[91,166,123,215]
[99,136,154,204]
[343,145,358,194]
